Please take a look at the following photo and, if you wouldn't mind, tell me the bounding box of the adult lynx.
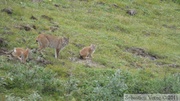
[36,33,69,58]
[79,44,96,59]
[12,48,30,63]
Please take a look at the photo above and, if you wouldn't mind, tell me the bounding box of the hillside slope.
[0,0,180,100]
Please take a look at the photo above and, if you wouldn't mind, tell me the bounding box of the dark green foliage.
[1,61,180,100]
[172,0,180,4]
[88,70,127,101]
[0,0,180,100]
[123,69,180,94]
[0,62,61,96]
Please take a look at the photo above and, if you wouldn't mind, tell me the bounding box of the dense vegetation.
[0,0,180,100]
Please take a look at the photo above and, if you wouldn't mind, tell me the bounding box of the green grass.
[0,0,180,100]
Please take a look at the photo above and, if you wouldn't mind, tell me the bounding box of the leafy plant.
[88,70,127,101]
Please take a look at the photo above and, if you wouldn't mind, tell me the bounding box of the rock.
[127,9,137,16]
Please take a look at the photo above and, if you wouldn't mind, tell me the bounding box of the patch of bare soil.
[30,15,38,20]
[41,15,53,21]
[72,43,85,48]
[156,62,180,68]
[1,8,13,14]
[35,56,52,66]
[32,0,43,3]
[162,24,177,30]
[126,9,137,16]
[0,38,8,48]
[14,24,36,31]
[50,25,59,32]
[29,48,52,66]
[69,57,105,68]
[0,48,9,56]
[126,47,158,60]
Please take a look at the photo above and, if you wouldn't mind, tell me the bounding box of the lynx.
[36,33,69,58]
[12,48,30,63]
[79,44,96,59]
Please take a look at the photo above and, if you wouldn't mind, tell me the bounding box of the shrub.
[160,73,180,93]
[0,77,7,93]
[5,91,42,101]
[172,0,180,4]
[87,69,128,101]
[123,69,180,94]
[0,62,61,98]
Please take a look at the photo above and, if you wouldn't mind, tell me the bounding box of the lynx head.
[90,44,96,52]
[62,37,69,47]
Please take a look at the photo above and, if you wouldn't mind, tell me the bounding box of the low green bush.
[0,62,61,99]
[1,60,180,100]
[83,70,127,101]
[5,91,42,101]
[123,69,180,94]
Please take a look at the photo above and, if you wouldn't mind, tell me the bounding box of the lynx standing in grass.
[36,33,69,58]
[12,48,30,63]
[79,44,96,59]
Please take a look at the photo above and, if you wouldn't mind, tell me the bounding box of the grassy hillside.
[0,0,180,100]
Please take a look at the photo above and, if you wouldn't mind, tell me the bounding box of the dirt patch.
[126,9,137,16]
[50,24,59,32]
[30,15,38,20]
[0,38,8,47]
[14,24,37,31]
[29,48,53,65]
[112,3,119,8]
[41,15,53,21]
[69,57,105,68]
[96,1,105,5]
[0,38,5,47]
[1,8,13,14]
[36,56,52,66]
[14,24,31,31]
[0,48,9,55]
[72,43,85,48]
[156,62,180,68]
[162,24,177,30]
[54,4,60,7]
[126,47,158,60]
[32,0,43,3]
[3,31,14,35]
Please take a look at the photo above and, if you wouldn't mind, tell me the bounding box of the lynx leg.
[90,53,93,58]
[37,37,49,56]
[18,56,23,62]
[21,54,26,63]
[85,56,89,60]
[38,46,46,57]
[55,48,60,58]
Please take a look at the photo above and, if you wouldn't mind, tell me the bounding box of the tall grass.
[0,0,180,100]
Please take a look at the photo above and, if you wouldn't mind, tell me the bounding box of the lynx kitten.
[79,44,96,59]
[12,48,30,63]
